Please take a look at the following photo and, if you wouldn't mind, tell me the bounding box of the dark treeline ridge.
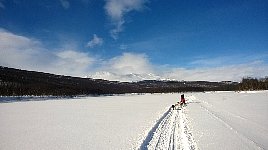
[237,77,268,91]
[0,66,241,96]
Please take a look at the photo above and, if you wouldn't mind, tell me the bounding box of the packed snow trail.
[140,107,197,150]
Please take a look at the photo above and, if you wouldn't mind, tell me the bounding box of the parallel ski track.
[198,103,264,150]
[191,95,265,150]
[140,107,197,150]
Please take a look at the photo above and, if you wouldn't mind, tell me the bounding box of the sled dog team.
[171,94,186,110]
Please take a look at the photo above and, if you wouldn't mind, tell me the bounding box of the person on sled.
[180,94,186,106]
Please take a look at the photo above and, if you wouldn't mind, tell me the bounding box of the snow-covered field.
[0,91,267,150]
[186,91,268,150]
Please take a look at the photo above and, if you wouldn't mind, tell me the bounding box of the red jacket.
[180,98,185,104]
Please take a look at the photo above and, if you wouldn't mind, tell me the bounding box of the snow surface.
[0,91,268,150]
[186,91,268,150]
[0,94,179,150]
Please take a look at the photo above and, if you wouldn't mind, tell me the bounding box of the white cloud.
[1,28,267,81]
[190,54,268,68]
[100,52,153,74]
[104,0,147,39]
[86,34,103,48]
[0,28,48,69]
[161,62,268,82]
[59,0,70,9]
[0,29,94,77]
[54,50,95,76]
[92,54,268,82]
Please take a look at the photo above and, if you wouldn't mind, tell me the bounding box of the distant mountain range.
[86,71,175,82]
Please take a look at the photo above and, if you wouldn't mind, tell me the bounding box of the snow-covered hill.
[86,71,175,82]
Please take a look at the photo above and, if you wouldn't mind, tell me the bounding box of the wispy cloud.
[119,44,128,50]
[86,34,103,48]
[162,62,268,82]
[59,0,70,9]
[95,53,268,81]
[190,54,268,68]
[0,28,94,77]
[90,58,268,82]
[0,1,4,9]
[1,29,267,81]
[190,57,230,67]
[104,0,147,39]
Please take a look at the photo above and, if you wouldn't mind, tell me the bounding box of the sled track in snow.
[198,103,265,150]
[140,107,197,150]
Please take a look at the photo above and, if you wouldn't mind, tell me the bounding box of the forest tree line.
[1,66,263,96]
[237,77,268,91]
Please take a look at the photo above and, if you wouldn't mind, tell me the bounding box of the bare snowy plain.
[0,91,268,150]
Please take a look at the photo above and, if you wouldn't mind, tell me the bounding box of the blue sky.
[0,0,268,81]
